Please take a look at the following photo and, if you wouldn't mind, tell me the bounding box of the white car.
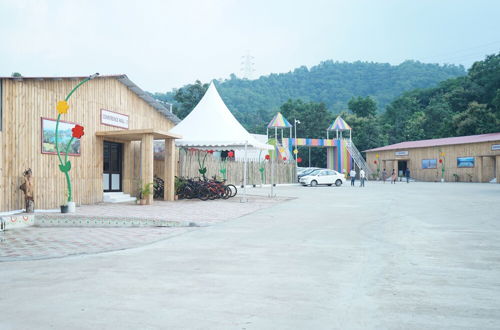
[300,169,346,187]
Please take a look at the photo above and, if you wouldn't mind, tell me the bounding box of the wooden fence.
[176,152,296,185]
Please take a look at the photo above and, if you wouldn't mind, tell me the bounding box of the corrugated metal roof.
[0,74,180,124]
[365,132,500,152]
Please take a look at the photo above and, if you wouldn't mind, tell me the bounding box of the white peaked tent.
[169,81,272,150]
[168,82,274,199]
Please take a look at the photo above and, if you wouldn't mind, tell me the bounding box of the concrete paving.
[1,182,499,329]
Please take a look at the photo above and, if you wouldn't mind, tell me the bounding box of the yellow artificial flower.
[440,152,445,157]
[376,154,379,158]
[293,149,299,154]
[279,147,285,153]
[56,100,69,114]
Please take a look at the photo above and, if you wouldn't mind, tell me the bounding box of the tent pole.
[242,141,248,203]
[309,147,311,167]
[327,130,329,140]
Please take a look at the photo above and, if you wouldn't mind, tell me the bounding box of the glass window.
[457,157,474,168]
[422,159,437,169]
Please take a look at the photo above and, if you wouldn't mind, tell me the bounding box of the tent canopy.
[328,116,352,131]
[169,82,272,150]
[267,112,293,128]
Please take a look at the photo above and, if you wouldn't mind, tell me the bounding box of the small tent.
[169,82,271,150]
[168,82,273,199]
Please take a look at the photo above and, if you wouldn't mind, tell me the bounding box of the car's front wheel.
[310,180,318,187]
[335,179,342,187]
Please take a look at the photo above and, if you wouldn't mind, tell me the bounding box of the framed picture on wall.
[422,159,437,169]
[41,118,81,156]
[457,157,474,168]
[154,140,165,160]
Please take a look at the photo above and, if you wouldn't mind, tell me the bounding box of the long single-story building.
[0,75,180,212]
[365,133,500,183]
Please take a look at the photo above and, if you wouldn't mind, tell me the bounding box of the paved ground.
[1,194,288,261]
[1,182,500,329]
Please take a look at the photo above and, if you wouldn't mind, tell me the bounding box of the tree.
[452,102,498,136]
[343,113,386,152]
[11,72,22,77]
[280,99,333,167]
[172,80,209,119]
[347,96,377,117]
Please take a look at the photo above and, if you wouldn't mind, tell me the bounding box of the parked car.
[297,167,321,182]
[300,169,346,187]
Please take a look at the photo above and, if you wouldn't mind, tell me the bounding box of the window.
[422,159,437,169]
[457,157,474,168]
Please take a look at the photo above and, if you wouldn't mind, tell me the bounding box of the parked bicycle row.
[175,176,238,201]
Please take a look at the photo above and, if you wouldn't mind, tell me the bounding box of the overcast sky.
[1,0,499,92]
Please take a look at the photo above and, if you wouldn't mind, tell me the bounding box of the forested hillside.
[152,60,465,132]
[154,53,499,168]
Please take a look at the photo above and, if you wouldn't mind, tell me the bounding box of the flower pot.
[139,199,147,205]
[60,205,69,213]
[252,184,256,188]
[67,201,76,213]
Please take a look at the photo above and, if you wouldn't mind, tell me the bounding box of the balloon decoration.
[55,73,98,204]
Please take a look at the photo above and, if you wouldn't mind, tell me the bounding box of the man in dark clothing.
[405,168,411,183]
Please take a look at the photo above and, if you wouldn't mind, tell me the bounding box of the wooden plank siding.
[365,141,500,182]
[0,77,176,211]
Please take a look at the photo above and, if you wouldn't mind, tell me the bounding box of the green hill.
[152,60,465,132]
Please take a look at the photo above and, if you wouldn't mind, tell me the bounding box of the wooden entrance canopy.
[96,129,181,203]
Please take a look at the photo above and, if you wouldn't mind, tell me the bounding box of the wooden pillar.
[477,156,483,183]
[141,134,154,205]
[164,138,176,201]
[122,141,132,194]
[496,155,500,184]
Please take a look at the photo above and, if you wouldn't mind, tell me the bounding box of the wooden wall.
[0,78,176,211]
[366,141,500,183]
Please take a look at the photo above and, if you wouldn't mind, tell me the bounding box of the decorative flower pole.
[259,153,270,186]
[439,151,446,182]
[197,149,213,180]
[55,73,98,211]
[375,154,380,179]
[219,151,234,180]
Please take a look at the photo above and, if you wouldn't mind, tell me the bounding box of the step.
[103,192,137,203]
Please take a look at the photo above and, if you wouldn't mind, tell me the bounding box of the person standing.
[350,168,357,186]
[360,169,366,187]
[382,168,387,183]
[391,169,397,184]
[405,168,411,183]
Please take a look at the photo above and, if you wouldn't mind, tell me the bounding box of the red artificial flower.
[439,159,443,163]
[72,125,84,139]
[265,154,270,160]
[297,157,302,163]
[374,160,377,164]
[228,151,234,158]
[208,150,214,154]
[283,157,287,161]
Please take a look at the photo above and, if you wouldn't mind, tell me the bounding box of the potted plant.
[453,173,459,182]
[139,183,154,205]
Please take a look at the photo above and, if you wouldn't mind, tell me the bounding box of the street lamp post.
[294,119,300,170]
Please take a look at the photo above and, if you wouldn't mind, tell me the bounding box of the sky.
[1,0,499,92]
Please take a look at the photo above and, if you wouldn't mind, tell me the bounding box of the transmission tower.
[241,51,255,79]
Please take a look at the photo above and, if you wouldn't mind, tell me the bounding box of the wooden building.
[365,133,500,183]
[0,75,180,212]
